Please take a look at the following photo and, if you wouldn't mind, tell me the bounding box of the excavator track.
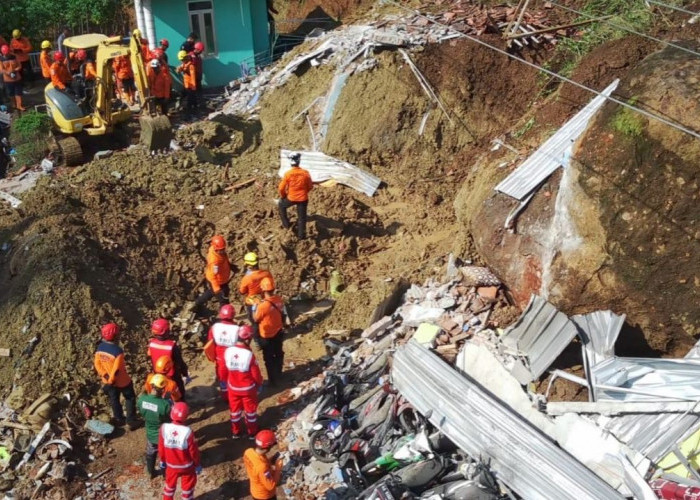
[57,136,83,166]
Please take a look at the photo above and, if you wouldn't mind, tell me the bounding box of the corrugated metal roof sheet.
[501,294,579,384]
[495,79,619,200]
[392,341,625,500]
[279,150,381,197]
[572,310,626,369]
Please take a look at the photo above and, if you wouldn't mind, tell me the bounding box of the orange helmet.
[260,278,274,292]
[211,235,226,250]
[155,355,174,375]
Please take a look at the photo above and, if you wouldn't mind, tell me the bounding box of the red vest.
[149,338,176,377]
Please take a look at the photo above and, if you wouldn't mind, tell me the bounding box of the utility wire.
[385,0,700,141]
[547,0,700,60]
[645,0,700,17]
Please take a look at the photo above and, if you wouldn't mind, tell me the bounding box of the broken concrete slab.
[361,316,392,339]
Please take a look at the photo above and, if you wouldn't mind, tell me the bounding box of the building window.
[188,1,217,56]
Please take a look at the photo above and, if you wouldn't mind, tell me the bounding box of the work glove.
[159,461,166,470]
[195,465,202,475]
[185,376,192,386]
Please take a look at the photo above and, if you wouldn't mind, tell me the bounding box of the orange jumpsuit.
[278,167,313,202]
[10,37,31,63]
[205,245,231,294]
[40,50,51,79]
[49,61,71,90]
[243,449,281,500]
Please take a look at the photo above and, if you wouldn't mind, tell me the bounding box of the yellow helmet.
[177,50,188,61]
[12,29,21,39]
[244,252,258,266]
[132,28,142,38]
[41,40,52,49]
[150,373,167,390]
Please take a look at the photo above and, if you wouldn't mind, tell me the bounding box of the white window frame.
[187,0,218,57]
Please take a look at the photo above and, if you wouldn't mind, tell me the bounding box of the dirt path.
[90,335,325,500]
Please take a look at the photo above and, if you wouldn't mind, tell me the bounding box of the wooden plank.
[224,177,256,192]
[0,348,10,357]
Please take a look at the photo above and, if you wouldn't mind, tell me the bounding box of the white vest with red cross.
[225,345,257,393]
[211,322,239,361]
[160,422,195,469]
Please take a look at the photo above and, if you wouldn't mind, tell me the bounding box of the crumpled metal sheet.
[392,341,624,500]
[279,150,381,197]
[572,310,626,375]
[500,294,578,384]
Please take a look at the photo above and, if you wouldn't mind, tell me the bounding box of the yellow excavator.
[44,33,172,165]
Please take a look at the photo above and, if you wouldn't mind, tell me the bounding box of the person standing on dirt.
[253,278,288,386]
[194,234,232,318]
[144,356,183,402]
[113,55,135,106]
[137,374,171,479]
[10,30,32,84]
[224,326,263,439]
[278,152,313,239]
[93,323,139,429]
[243,430,283,500]
[204,304,242,398]
[176,50,197,118]
[159,402,201,500]
[148,318,190,399]
[1,45,25,111]
[191,41,204,95]
[40,41,52,83]
[239,252,275,335]
[159,39,170,64]
[147,57,170,115]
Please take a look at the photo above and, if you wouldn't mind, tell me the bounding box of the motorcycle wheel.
[309,429,338,463]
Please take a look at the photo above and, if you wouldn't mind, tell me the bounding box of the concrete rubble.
[275,258,700,499]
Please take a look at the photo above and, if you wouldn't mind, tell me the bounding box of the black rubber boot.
[145,453,157,478]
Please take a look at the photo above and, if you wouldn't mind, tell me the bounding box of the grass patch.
[10,111,51,167]
[612,107,645,137]
[513,117,535,138]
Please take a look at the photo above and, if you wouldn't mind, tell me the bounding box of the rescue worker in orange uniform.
[204,304,242,398]
[194,235,231,318]
[93,323,138,429]
[159,402,201,500]
[113,55,135,105]
[224,326,263,438]
[278,152,314,239]
[144,356,183,402]
[73,49,96,102]
[39,41,52,82]
[239,252,274,336]
[243,430,283,500]
[147,57,171,114]
[67,50,81,75]
[252,278,287,386]
[191,41,204,91]
[10,30,32,83]
[49,51,72,91]
[0,45,25,111]
[148,318,190,399]
[159,38,170,64]
[175,50,197,118]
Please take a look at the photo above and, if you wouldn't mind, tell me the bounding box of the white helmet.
[150,59,160,68]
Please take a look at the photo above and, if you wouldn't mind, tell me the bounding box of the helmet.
[260,278,274,293]
[244,252,258,266]
[54,51,65,62]
[255,429,277,449]
[177,50,188,61]
[155,355,174,375]
[211,235,226,251]
[12,30,21,39]
[151,318,170,337]
[218,304,235,321]
[170,402,189,423]
[238,325,253,341]
[132,28,142,38]
[76,49,87,61]
[160,38,169,48]
[150,373,167,390]
[41,40,52,49]
[289,152,301,166]
[150,59,160,68]
[194,41,205,52]
[0,45,9,56]
[101,323,120,341]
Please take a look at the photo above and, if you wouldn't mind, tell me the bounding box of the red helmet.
[0,45,9,56]
[159,38,169,48]
[76,49,87,61]
[194,41,204,52]
[151,318,170,337]
[255,429,276,449]
[238,325,253,341]
[211,235,226,251]
[54,51,65,62]
[170,402,189,423]
[218,304,235,321]
[101,323,120,341]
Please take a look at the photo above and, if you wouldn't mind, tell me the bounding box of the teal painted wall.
[152,0,271,87]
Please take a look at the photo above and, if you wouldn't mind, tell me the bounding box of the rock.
[94,150,113,160]
[85,419,115,436]
[303,460,334,484]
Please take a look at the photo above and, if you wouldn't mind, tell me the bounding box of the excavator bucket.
[139,114,173,151]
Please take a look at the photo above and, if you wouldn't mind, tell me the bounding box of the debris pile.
[277,262,700,499]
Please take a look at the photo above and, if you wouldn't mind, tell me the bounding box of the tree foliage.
[0,0,132,45]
